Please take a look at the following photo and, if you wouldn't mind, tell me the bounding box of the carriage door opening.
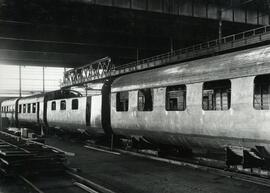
[86,97,91,126]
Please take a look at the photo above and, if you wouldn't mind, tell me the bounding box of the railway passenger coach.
[46,94,105,135]
[17,94,45,128]
[1,98,19,127]
[2,45,270,161]
[110,45,270,153]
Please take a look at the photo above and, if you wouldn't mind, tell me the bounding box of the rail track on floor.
[83,143,270,188]
[18,170,116,193]
[0,131,117,193]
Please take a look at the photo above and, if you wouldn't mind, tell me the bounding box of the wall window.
[72,99,79,110]
[116,92,129,111]
[19,105,22,113]
[51,101,56,111]
[32,103,36,113]
[23,104,26,113]
[202,79,231,110]
[138,88,153,111]
[166,85,186,111]
[27,104,31,113]
[254,74,270,110]
[60,100,66,110]
[7,106,9,112]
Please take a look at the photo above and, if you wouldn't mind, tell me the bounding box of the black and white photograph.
[0,0,270,192]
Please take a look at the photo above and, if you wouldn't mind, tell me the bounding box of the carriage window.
[60,100,66,110]
[19,105,22,113]
[7,106,9,112]
[116,92,129,111]
[202,79,231,110]
[138,88,153,111]
[72,99,78,110]
[166,85,186,111]
[1,107,3,112]
[23,104,26,113]
[51,101,56,111]
[254,74,270,110]
[32,103,36,113]
[27,104,31,113]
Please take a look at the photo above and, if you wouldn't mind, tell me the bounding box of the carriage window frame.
[254,74,270,110]
[32,103,36,113]
[27,104,31,113]
[116,91,129,112]
[72,99,79,110]
[60,100,66,110]
[51,101,56,111]
[23,104,26,113]
[19,104,22,113]
[166,85,186,111]
[202,79,231,111]
[137,88,154,111]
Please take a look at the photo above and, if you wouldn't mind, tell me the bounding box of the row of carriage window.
[116,75,270,112]
[1,99,79,113]
[51,99,79,111]
[1,75,270,113]
[18,103,39,114]
[1,106,15,112]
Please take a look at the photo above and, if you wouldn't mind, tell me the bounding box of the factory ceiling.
[0,0,268,67]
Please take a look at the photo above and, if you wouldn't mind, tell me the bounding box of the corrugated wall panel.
[247,9,258,25]
[258,14,269,25]
[234,8,246,23]
[179,0,192,16]
[193,0,207,17]
[96,0,112,6]
[148,0,163,12]
[222,9,233,22]
[114,0,130,8]
[207,4,218,19]
[131,0,146,10]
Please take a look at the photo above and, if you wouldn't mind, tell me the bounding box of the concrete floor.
[46,136,270,193]
[0,177,30,193]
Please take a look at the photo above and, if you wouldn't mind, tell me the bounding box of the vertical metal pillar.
[218,8,223,43]
[0,99,2,130]
[0,112,2,130]
[43,65,45,94]
[19,64,22,97]
[136,48,139,65]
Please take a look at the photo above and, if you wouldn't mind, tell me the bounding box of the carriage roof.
[111,45,270,92]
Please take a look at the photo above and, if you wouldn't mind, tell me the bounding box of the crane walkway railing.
[61,25,270,88]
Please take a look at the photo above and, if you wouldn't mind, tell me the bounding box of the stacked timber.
[0,132,66,176]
